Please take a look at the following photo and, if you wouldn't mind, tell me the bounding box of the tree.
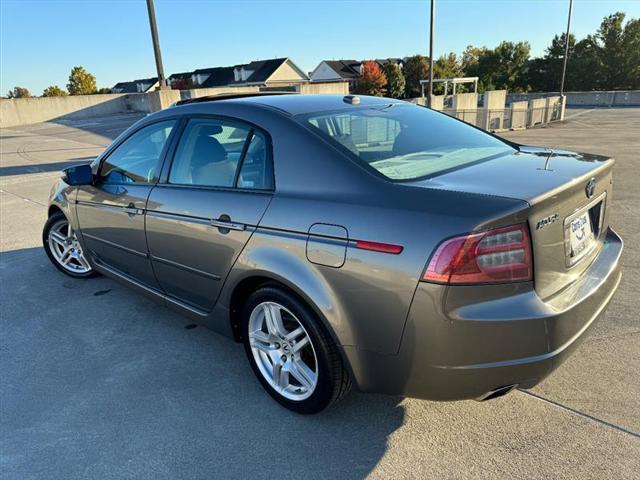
[403,55,429,97]
[384,62,405,98]
[7,86,30,98]
[355,61,387,96]
[67,66,97,95]
[433,53,463,93]
[463,41,531,92]
[594,12,640,89]
[525,33,576,92]
[42,85,67,97]
[96,87,112,94]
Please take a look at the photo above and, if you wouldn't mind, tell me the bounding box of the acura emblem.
[585,177,596,198]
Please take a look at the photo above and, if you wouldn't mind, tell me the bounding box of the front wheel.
[43,211,97,278]
[242,286,351,414]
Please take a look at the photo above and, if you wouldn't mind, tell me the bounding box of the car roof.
[215,94,407,116]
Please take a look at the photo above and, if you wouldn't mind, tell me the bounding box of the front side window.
[99,120,175,184]
[303,104,514,181]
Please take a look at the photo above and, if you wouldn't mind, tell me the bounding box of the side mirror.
[62,164,93,186]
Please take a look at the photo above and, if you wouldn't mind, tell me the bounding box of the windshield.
[302,104,515,181]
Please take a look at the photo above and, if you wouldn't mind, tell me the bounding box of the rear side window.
[303,104,514,181]
[237,131,272,190]
[169,118,251,187]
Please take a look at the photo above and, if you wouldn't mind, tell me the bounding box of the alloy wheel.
[248,301,318,401]
[47,219,92,274]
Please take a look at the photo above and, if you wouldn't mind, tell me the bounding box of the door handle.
[124,203,144,217]
[210,215,245,232]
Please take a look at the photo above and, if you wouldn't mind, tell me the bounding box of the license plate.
[569,212,594,258]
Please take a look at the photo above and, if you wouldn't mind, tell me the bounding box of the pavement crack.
[518,389,640,439]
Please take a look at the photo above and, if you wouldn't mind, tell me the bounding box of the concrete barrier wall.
[1,94,129,127]
[507,90,640,107]
[529,98,546,125]
[300,82,349,95]
[482,90,507,130]
[451,93,478,124]
[510,101,529,129]
[0,81,350,128]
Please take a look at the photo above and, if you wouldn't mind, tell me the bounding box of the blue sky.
[2,0,639,95]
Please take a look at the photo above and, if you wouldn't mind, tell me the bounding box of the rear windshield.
[301,104,514,181]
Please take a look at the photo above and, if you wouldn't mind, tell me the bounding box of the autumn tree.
[67,66,97,95]
[42,85,67,97]
[7,86,30,98]
[355,61,387,96]
[384,63,405,98]
[403,55,429,98]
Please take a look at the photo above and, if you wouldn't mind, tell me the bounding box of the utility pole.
[428,0,435,108]
[146,0,168,89]
[560,0,573,96]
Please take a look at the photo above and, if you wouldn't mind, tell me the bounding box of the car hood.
[408,146,613,205]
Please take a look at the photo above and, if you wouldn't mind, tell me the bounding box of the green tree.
[67,66,97,95]
[525,33,576,92]
[356,61,387,96]
[7,86,30,98]
[384,62,405,98]
[433,53,463,93]
[595,12,640,89]
[403,55,429,97]
[464,41,531,92]
[96,87,112,94]
[42,85,68,97]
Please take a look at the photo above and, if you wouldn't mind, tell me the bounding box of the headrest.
[200,125,223,136]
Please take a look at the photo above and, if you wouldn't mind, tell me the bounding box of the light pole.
[146,0,168,89]
[560,0,573,96]
[428,0,435,107]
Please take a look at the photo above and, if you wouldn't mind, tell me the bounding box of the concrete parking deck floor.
[1,108,639,479]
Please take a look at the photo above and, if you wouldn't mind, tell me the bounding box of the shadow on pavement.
[0,158,93,177]
[0,247,405,479]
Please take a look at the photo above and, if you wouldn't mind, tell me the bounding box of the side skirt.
[93,260,234,339]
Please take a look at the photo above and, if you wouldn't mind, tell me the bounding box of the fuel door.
[306,223,348,268]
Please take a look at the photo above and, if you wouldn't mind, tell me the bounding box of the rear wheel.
[242,286,351,414]
[43,211,97,278]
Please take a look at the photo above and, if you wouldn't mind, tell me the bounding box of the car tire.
[43,210,98,279]
[242,286,351,414]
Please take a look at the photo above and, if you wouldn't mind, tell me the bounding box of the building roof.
[323,60,361,79]
[199,66,237,87]
[112,77,158,93]
[199,57,309,88]
[318,58,404,80]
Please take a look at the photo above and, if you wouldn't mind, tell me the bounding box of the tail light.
[422,223,532,284]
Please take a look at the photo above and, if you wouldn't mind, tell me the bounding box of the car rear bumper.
[342,227,623,400]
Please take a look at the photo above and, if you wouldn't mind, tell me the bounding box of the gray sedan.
[43,94,623,414]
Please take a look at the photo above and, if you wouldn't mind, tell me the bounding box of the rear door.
[145,116,273,310]
[76,119,177,288]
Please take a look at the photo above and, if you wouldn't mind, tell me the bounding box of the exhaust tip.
[476,384,518,402]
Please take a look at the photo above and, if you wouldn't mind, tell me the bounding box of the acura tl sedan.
[43,93,623,414]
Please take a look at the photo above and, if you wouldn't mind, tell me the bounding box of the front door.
[145,117,273,310]
[76,120,177,288]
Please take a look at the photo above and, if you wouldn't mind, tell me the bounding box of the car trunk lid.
[410,146,614,299]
